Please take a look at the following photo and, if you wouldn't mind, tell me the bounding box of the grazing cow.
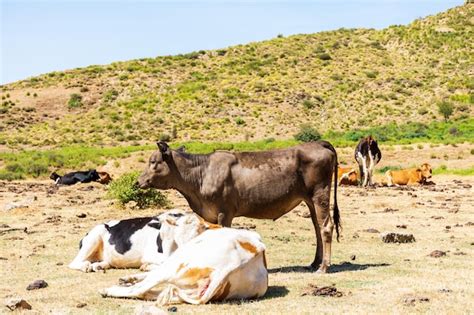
[97,171,113,184]
[337,166,359,186]
[138,141,340,273]
[386,163,432,186]
[354,136,382,186]
[100,217,267,305]
[50,170,100,186]
[68,210,212,272]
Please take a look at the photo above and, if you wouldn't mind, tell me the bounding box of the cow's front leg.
[217,211,233,227]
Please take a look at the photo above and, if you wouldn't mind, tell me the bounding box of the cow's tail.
[332,151,341,242]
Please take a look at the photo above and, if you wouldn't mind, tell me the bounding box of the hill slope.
[0,5,473,148]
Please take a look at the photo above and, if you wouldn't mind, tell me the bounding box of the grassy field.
[1,173,473,314]
[1,117,472,180]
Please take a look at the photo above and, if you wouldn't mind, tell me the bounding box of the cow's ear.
[157,141,171,156]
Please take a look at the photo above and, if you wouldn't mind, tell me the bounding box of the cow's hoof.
[316,266,328,273]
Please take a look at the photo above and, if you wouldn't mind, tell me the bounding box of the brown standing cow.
[138,141,340,273]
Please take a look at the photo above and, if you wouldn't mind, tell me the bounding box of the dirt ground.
[1,168,473,314]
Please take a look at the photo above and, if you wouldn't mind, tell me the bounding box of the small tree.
[294,124,321,142]
[437,101,454,122]
[68,93,83,109]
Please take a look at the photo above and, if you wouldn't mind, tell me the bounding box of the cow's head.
[98,172,112,184]
[138,141,174,189]
[50,172,60,181]
[418,163,432,180]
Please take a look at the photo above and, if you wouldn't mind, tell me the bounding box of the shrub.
[68,93,83,109]
[302,100,316,109]
[294,124,321,142]
[235,117,245,125]
[159,133,171,142]
[107,172,168,209]
[318,53,332,61]
[437,101,454,122]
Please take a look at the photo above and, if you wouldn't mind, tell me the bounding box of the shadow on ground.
[213,286,289,305]
[268,262,390,274]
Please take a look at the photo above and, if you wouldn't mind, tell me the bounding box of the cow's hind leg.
[305,201,323,270]
[68,225,106,272]
[312,184,334,273]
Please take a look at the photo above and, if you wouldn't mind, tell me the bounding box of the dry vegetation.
[0,5,473,148]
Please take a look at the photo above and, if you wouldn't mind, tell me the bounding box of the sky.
[0,0,463,84]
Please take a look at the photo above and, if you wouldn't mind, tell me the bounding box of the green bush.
[107,172,168,209]
[68,93,83,109]
[437,101,454,122]
[294,124,321,142]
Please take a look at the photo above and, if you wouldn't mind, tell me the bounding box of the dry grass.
[1,171,473,314]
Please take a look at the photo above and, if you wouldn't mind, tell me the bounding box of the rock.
[134,305,167,315]
[3,196,37,211]
[453,251,466,256]
[0,224,10,228]
[466,222,474,226]
[350,255,356,261]
[381,232,415,243]
[383,208,399,213]
[76,213,87,218]
[125,201,138,210]
[168,306,178,312]
[431,216,444,220]
[76,303,87,308]
[403,295,430,306]
[56,262,64,266]
[363,228,380,233]
[26,279,48,290]
[4,298,32,311]
[396,224,407,229]
[301,284,343,297]
[429,250,446,258]
[445,226,451,230]
[439,288,452,293]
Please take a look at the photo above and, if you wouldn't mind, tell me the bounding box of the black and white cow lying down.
[68,209,214,272]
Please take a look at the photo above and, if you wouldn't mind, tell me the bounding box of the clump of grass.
[68,93,83,109]
[107,172,168,209]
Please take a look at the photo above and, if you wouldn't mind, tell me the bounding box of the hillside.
[0,5,473,149]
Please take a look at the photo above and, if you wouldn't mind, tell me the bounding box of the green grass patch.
[433,165,474,176]
[0,145,153,180]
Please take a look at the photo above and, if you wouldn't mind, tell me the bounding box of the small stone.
[56,262,64,266]
[381,232,415,243]
[76,303,87,308]
[403,295,429,306]
[76,213,87,218]
[168,306,178,312]
[350,255,356,261]
[445,226,451,230]
[396,224,407,229]
[5,298,32,311]
[429,250,446,258]
[363,228,380,233]
[439,288,452,293]
[26,279,48,290]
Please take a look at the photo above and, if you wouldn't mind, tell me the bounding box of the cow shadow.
[268,261,390,274]
[212,286,289,305]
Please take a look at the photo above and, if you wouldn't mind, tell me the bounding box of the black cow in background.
[50,170,100,185]
[354,135,382,187]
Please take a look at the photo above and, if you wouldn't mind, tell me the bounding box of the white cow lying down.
[68,209,210,272]
[100,214,268,305]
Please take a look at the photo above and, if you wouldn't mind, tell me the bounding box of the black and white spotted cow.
[68,209,210,273]
[50,170,101,186]
[354,135,382,187]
